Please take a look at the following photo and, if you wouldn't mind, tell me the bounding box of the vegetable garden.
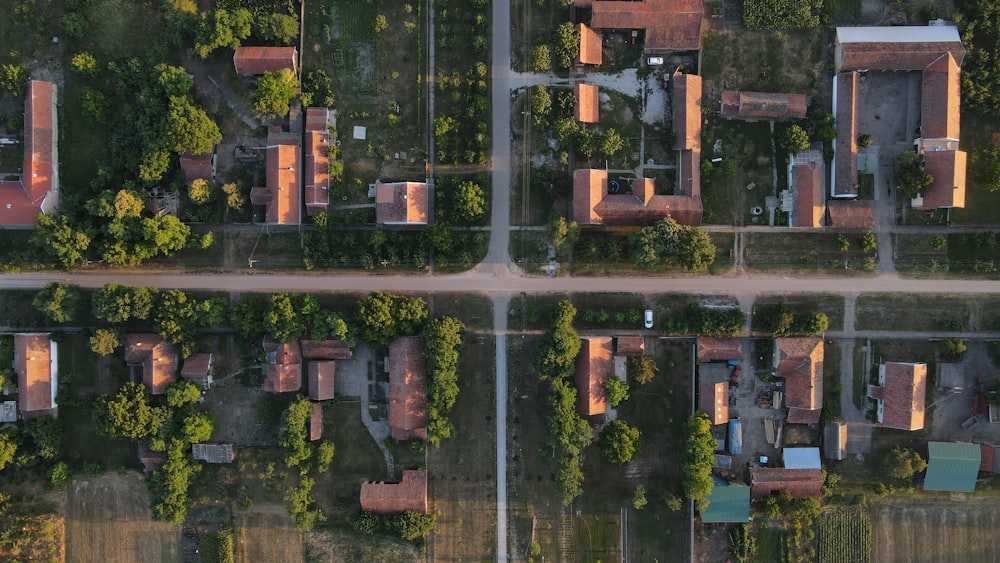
[818,507,872,563]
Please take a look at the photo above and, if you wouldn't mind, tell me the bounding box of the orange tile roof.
[124,334,177,395]
[262,337,302,393]
[233,46,298,75]
[614,336,645,356]
[15,333,56,417]
[261,132,301,224]
[697,338,742,362]
[300,339,353,360]
[880,362,927,431]
[827,200,874,229]
[721,91,809,120]
[375,182,430,225]
[360,470,428,514]
[574,337,612,416]
[573,169,703,226]
[921,53,960,140]
[673,72,702,151]
[793,163,824,228]
[178,153,214,186]
[389,337,427,441]
[918,149,966,208]
[834,72,860,197]
[587,0,704,51]
[576,23,603,65]
[303,107,330,215]
[308,361,335,401]
[309,402,323,441]
[699,381,729,425]
[774,338,823,424]
[573,169,605,224]
[574,84,600,123]
[750,467,823,499]
[1,81,58,225]
[181,353,214,378]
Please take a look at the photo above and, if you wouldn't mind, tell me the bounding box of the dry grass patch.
[233,506,302,562]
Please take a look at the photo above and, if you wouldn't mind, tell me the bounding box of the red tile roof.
[586,0,704,51]
[880,362,927,431]
[794,163,824,228]
[15,333,56,417]
[697,338,743,362]
[181,353,214,378]
[614,336,645,356]
[124,334,177,395]
[576,23,603,65]
[980,445,1000,473]
[918,149,966,208]
[178,153,214,186]
[389,337,427,441]
[300,339,353,360]
[774,338,823,424]
[255,130,301,224]
[573,169,703,226]
[360,469,428,514]
[720,91,809,120]
[575,337,613,416]
[834,72,859,197]
[574,84,600,123]
[750,467,823,499]
[262,337,302,393]
[673,72,701,151]
[0,81,58,225]
[699,381,729,425]
[303,107,330,215]
[921,53,961,140]
[827,200,875,229]
[836,39,965,72]
[310,402,323,441]
[233,46,298,75]
[375,182,430,225]
[308,361,335,401]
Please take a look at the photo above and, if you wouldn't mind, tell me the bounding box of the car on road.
[647,56,664,66]
[644,309,654,329]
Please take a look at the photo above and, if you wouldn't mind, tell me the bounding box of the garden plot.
[871,498,1000,563]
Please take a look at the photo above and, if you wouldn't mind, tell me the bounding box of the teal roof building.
[924,442,980,493]
[701,481,751,523]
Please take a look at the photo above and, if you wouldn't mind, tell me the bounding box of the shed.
[192,443,235,464]
[310,402,323,441]
[979,444,1000,473]
[783,447,821,469]
[728,419,742,455]
[360,469,428,514]
[0,401,16,423]
[824,421,847,461]
[701,481,751,523]
[937,363,964,392]
[924,441,980,492]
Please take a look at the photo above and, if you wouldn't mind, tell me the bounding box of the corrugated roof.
[303,107,330,215]
[1,81,58,226]
[880,362,927,431]
[192,443,235,463]
[15,333,56,416]
[573,169,606,224]
[260,132,301,224]
[179,153,214,186]
[389,337,427,441]
[924,442,980,492]
[824,421,847,460]
[588,0,704,51]
[233,46,298,75]
[834,72,859,197]
[784,447,821,469]
[673,73,701,151]
[979,444,1000,473]
[375,182,430,225]
[573,168,704,227]
[360,470,428,514]
[574,84,600,123]
[701,483,751,523]
[181,353,214,378]
[576,23,603,65]
[921,53,961,140]
[575,337,612,416]
[124,333,177,395]
[308,361,335,401]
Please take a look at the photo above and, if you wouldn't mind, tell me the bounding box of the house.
[824,421,847,461]
[699,381,729,425]
[578,0,705,52]
[773,338,823,424]
[299,339,353,360]
[138,444,166,474]
[303,107,331,216]
[575,337,613,416]
[360,469,428,514]
[233,46,298,75]
[310,402,323,441]
[375,182,430,226]
[924,441,980,492]
[250,129,301,224]
[178,152,215,186]
[783,447,822,469]
[827,199,875,229]
[720,91,809,120]
[388,336,427,441]
[701,479,751,523]
[870,362,927,431]
[192,443,236,464]
[750,467,823,499]
[614,335,645,356]
[574,84,599,123]
[0,80,59,226]
[14,333,57,419]
[180,353,214,390]
[124,334,177,396]
[697,338,742,363]
[791,162,824,228]
[832,25,966,207]
[262,337,302,393]
[308,361,335,401]
[575,23,603,65]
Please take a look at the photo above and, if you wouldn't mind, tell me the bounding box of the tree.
[231,294,266,339]
[94,383,170,441]
[61,11,89,38]
[154,289,202,356]
[929,235,946,250]
[308,310,350,341]
[632,485,648,509]
[835,234,850,253]
[629,355,659,385]
[858,231,877,253]
[167,381,202,408]
[316,440,335,472]
[92,283,156,323]
[781,125,810,153]
[374,14,388,33]
[0,64,27,97]
[49,461,72,487]
[605,377,629,407]
[149,439,201,522]
[973,133,1000,192]
[454,181,486,223]
[355,292,429,348]
[32,213,91,268]
[424,316,465,446]
[600,128,625,158]
[530,44,552,72]
[858,134,873,148]
[254,13,299,44]
[165,96,221,155]
[181,412,215,444]
[0,434,16,471]
[730,524,758,563]
[529,85,552,124]
[221,182,245,210]
[188,178,215,205]
[193,8,253,58]
[250,69,299,120]
[25,415,62,460]
[553,22,580,69]
[682,412,716,511]
[71,52,98,76]
[395,511,436,541]
[81,87,110,124]
[938,338,968,359]
[599,420,641,464]
[34,283,82,324]
[629,218,717,272]
[264,293,303,343]
[90,329,121,356]
[278,396,313,467]
[884,446,927,480]
[301,70,335,108]
[546,216,579,256]
[895,151,934,199]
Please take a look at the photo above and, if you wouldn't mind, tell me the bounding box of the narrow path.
[837,294,871,454]
[492,295,510,562]
[426,0,436,183]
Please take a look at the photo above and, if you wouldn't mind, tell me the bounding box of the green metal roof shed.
[924,442,981,493]
[701,483,751,523]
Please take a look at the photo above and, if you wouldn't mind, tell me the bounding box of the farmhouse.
[250,128,301,224]
[180,353,214,390]
[0,80,59,225]
[573,84,600,123]
[303,107,331,216]
[575,0,704,52]
[869,362,927,431]
[924,441,980,492]
[233,46,298,75]
[308,360,335,401]
[773,338,823,424]
[575,337,613,416]
[192,443,235,464]
[789,160,824,228]
[750,467,823,499]
[360,469,428,514]
[262,337,302,393]
[720,91,809,120]
[375,182,431,226]
[701,479,751,523]
[388,336,427,441]
[124,333,177,396]
[699,381,729,425]
[14,333,57,419]
[575,23,603,65]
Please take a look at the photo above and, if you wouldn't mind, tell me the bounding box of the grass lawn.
[510,231,550,273]
[745,232,876,274]
[570,232,734,276]
[894,233,949,276]
[824,340,842,419]
[855,294,972,332]
[701,31,826,98]
[427,293,492,331]
[753,294,846,332]
[700,119,775,226]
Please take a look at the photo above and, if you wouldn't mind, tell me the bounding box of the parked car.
[730,365,741,387]
[647,56,664,66]
[644,309,654,329]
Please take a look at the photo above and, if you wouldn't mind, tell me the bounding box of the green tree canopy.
[167,381,202,408]
[530,44,552,72]
[165,96,221,155]
[33,282,82,324]
[32,213,91,268]
[682,412,716,511]
[250,69,299,120]
[254,13,299,44]
[629,355,659,385]
[92,283,156,323]
[0,433,16,471]
[629,218,717,272]
[193,8,253,58]
[453,181,487,224]
[355,292,429,348]
[278,396,314,467]
[546,216,580,256]
[599,419,641,463]
[605,377,630,407]
[884,446,927,481]
[600,128,625,158]
[781,124,810,153]
[553,22,580,69]
[264,293,303,343]
[181,412,215,444]
[896,151,934,199]
[231,294,266,339]
[94,383,171,441]
[90,329,121,356]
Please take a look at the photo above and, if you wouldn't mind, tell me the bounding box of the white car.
[644,310,654,329]
[647,56,664,66]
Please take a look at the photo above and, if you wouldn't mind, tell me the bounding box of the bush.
[600,420,641,464]
[48,461,72,487]
[530,44,552,72]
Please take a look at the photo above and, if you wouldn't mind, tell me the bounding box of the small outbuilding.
[701,480,751,524]
[192,443,236,464]
[824,421,847,461]
[924,441,980,493]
